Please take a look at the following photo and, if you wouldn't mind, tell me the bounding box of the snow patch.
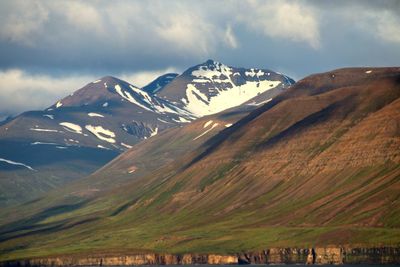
[129,85,191,116]
[365,70,372,74]
[128,166,137,173]
[203,120,213,128]
[97,145,110,150]
[225,123,233,127]
[30,128,59,133]
[172,116,191,123]
[193,123,219,140]
[0,158,35,171]
[183,80,280,117]
[88,112,104,118]
[192,61,233,80]
[113,84,192,118]
[157,118,171,124]
[247,98,273,106]
[115,84,153,111]
[43,114,54,120]
[245,69,265,78]
[56,101,63,108]
[93,79,101,83]
[150,127,158,137]
[60,122,82,134]
[121,142,133,149]
[85,125,116,143]
[102,102,109,107]
[31,142,58,146]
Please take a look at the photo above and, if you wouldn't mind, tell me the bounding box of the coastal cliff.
[1,247,399,266]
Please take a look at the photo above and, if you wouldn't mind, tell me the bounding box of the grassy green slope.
[1,68,400,261]
[0,108,249,241]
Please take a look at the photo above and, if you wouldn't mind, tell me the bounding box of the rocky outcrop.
[237,247,399,265]
[1,247,399,266]
[343,247,400,264]
[237,248,311,264]
[314,248,343,264]
[0,254,238,267]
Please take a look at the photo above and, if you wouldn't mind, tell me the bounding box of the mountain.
[142,73,179,94]
[0,67,398,262]
[157,59,295,117]
[0,60,293,206]
[0,76,184,206]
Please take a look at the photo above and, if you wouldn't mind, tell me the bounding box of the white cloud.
[0,0,232,57]
[0,1,49,45]
[224,25,238,49]
[61,1,104,34]
[376,16,400,44]
[353,10,400,44]
[155,12,216,56]
[0,68,181,117]
[120,67,179,87]
[0,69,95,116]
[240,0,321,49]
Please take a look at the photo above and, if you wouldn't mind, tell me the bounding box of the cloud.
[0,0,231,59]
[62,1,104,34]
[155,12,216,56]
[120,67,179,87]
[312,0,400,45]
[0,0,399,97]
[0,1,48,45]
[375,12,400,44]
[240,0,320,49]
[354,9,400,44]
[0,69,94,117]
[0,68,174,117]
[224,25,238,49]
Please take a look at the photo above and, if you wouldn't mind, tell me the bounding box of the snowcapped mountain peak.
[204,59,222,66]
[47,60,294,122]
[191,60,233,81]
[156,60,294,118]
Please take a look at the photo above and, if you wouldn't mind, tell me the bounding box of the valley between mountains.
[0,64,399,264]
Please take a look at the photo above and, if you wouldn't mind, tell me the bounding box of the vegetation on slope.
[1,68,399,261]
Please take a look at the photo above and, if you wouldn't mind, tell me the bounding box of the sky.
[0,0,399,119]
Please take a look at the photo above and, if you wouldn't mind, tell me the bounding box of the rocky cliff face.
[0,254,237,267]
[1,247,399,266]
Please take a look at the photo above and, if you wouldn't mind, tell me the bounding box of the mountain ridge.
[0,67,398,262]
[0,60,293,206]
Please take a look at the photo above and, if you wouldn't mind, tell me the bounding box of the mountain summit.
[157,59,294,116]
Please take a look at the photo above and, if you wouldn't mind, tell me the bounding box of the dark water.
[119,265,400,267]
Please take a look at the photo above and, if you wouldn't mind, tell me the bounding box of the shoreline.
[1,247,399,266]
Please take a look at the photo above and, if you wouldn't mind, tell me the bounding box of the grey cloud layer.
[1,0,397,73]
[0,0,399,117]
